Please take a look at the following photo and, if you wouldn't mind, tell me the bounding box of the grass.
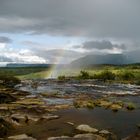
[0,64,139,84]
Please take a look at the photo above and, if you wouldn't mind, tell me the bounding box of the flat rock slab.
[48,134,106,140]
[8,134,36,140]
[76,124,98,133]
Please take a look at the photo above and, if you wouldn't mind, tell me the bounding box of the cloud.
[0,36,12,43]
[0,0,140,64]
[0,0,140,40]
[0,43,47,64]
[0,56,13,62]
[81,40,126,50]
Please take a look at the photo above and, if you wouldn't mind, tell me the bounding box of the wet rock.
[76,124,98,133]
[27,115,40,122]
[41,114,59,120]
[0,118,12,137]
[0,93,16,104]
[74,133,106,140]
[0,106,9,110]
[53,104,72,110]
[47,136,70,140]
[66,122,75,126]
[9,113,42,125]
[8,134,36,140]
[11,114,28,124]
[99,130,117,140]
[14,98,45,105]
[99,130,110,135]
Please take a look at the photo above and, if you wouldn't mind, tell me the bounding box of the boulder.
[8,134,36,140]
[99,130,110,135]
[74,133,106,140]
[76,124,98,133]
[47,136,70,140]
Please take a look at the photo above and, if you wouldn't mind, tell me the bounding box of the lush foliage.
[0,74,21,87]
[78,70,90,79]
[93,70,116,81]
[58,75,66,80]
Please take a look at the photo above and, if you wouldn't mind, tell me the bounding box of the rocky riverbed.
[0,79,140,140]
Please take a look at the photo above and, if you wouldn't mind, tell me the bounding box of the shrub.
[119,71,135,81]
[58,75,66,80]
[135,80,140,85]
[126,103,136,110]
[0,74,20,88]
[78,70,90,79]
[93,70,116,82]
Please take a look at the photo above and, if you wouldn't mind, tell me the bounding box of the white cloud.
[0,43,47,64]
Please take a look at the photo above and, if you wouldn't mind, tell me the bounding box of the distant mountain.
[6,63,67,68]
[6,63,52,67]
[70,54,128,67]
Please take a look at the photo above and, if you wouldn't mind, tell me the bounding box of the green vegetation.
[58,64,140,84]
[78,70,90,79]
[0,74,20,88]
[126,103,136,110]
[118,71,135,81]
[73,100,95,109]
[58,75,66,80]
[93,70,115,82]
[0,64,139,84]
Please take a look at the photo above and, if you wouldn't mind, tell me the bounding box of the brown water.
[8,108,140,140]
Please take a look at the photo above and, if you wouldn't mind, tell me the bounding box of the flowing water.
[15,79,140,139]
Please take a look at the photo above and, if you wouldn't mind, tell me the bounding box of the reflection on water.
[55,108,140,139]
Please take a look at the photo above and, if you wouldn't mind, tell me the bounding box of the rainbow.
[45,49,66,79]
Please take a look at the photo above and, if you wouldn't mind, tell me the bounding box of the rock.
[11,114,27,124]
[76,124,98,133]
[99,130,110,135]
[27,115,40,122]
[0,106,9,110]
[14,98,44,105]
[8,134,36,140]
[47,136,70,140]
[41,114,59,120]
[74,133,106,140]
[10,113,42,125]
[99,130,116,139]
[66,122,74,126]
[0,118,12,137]
[0,93,16,104]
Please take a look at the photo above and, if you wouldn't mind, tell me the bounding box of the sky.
[0,0,140,65]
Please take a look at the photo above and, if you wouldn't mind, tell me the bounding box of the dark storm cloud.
[0,36,12,43]
[0,0,140,39]
[82,40,126,50]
